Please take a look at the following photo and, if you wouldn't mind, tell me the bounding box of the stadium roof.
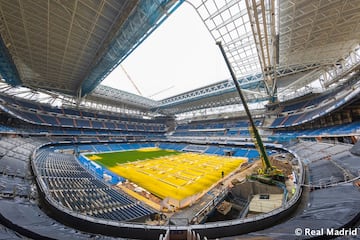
[192,0,360,96]
[0,0,360,115]
[0,0,183,97]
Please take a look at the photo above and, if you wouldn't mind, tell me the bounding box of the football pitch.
[87,148,181,167]
[86,148,247,202]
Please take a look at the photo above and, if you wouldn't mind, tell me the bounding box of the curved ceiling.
[0,0,183,97]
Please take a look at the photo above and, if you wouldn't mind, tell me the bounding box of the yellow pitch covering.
[87,155,102,160]
[109,153,246,201]
[137,147,161,152]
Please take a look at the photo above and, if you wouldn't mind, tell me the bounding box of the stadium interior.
[0,0,360,239]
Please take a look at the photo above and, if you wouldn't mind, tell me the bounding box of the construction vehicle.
[248,126,285,184]
[217,42,285,184]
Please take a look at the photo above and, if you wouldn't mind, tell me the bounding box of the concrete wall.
[231,181,284,199]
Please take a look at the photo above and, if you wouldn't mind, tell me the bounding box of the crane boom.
[216,42,270,167]
[148,85,174,98]
[216,41,283,182]
[120,64,143,96]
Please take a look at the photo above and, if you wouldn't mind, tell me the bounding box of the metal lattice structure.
[0,0,360,117]
[279,0,360,67]
[90,85,159,110]
[190,0,360,102]
[191,0,262,79]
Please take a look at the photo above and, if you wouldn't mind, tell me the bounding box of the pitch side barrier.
[30,141,304,239]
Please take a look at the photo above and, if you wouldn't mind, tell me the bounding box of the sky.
[101,2,230,101]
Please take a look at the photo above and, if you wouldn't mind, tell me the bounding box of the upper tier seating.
[173,119,262,138]
[270,75,360,128]
[281,92,334,113]
[270,121,360,142]
[0,94,166,135]
[270,88,360,128]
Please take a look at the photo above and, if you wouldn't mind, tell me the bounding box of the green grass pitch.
[86,148,181,168]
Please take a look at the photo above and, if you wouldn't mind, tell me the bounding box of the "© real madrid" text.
[295,227,358,237]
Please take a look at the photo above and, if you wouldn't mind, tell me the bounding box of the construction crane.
[120,64,143,96]
[148,85,174,99]
[216,41,284,184]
